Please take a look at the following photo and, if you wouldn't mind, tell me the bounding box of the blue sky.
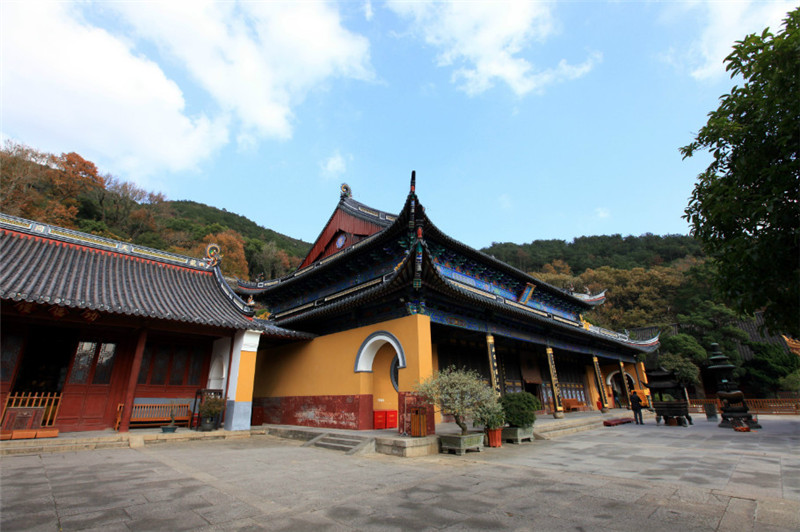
[2,1,796,249]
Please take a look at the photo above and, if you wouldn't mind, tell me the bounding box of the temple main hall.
[238,174,658,431]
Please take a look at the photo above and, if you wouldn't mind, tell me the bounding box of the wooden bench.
[115,403,191,431]
[562,398,586,412]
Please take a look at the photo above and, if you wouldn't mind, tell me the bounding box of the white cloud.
[665,1,795,80]
[1,2,228,180]
[386,0,600,96]
[594,207,610,220]
[320,151,347,179]
[1,1,373,179]
[112,2,373,141]
[364,0,374,21]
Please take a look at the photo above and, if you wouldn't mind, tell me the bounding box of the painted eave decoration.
[245,174,658,354]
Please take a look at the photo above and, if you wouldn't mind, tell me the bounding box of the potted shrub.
[416,366,496,455]
[499,392,541,444]
[475,399,505,448]
[198,397,226,431]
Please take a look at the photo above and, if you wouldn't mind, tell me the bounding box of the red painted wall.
[299,209,385,269]
[254,394,373,430]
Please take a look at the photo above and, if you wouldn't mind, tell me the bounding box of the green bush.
[474,399,505,430]
[416,366,496,435]
[199,397,226,418]
[499,392,541,428]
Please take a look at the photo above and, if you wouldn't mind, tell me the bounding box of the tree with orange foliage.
[1,142,105,228]
[1,141,56,222]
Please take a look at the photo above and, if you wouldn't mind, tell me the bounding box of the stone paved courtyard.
[2,415,798,531]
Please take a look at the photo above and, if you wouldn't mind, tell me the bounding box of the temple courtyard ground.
[1,414,798,531]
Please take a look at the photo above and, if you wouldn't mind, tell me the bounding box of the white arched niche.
[208,337,230,390]
[354,331,406,373]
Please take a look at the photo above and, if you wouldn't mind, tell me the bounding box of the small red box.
[373,410,386,429]
[386,410,398,429]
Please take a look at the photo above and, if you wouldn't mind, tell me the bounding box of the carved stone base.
[439,433,484,455]
[501,426,534,444]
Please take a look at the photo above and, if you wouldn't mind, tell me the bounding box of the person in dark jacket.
[630,391,644,424]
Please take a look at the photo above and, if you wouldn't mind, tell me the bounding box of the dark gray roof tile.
[0,213,312,340]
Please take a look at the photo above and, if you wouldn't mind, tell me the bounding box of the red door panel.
[58,341,120,431]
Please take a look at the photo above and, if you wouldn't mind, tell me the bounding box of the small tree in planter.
[499,392,541,444]
[199,397,226,431]
[475,399,505,448]
[416,366,496,455]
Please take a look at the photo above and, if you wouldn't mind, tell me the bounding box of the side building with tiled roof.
[0,213,313,434]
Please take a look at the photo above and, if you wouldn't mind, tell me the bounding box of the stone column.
[547,347,564,419]
[592,356,609,412]
[619,359,632,409]
[486,334,501,396]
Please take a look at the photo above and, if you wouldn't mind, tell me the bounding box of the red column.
[118,328,147,432]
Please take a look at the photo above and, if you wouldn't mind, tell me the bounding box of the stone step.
[0,438,130,455]
[534,418,605,440]
[321,435,364,446]
[302,432,374,455]
[2,434,127,446]
[315,440,356,452]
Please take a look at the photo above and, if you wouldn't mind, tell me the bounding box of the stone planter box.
[502,426,534,444]
[439,433,484,455]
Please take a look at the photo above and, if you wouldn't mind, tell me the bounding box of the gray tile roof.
[0,213,311,339]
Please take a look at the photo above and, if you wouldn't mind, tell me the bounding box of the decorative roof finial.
[410,171,416,193]
[205,243,222,267]
[340,183,352,198]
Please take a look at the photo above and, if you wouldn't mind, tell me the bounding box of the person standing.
[630,391,644,425]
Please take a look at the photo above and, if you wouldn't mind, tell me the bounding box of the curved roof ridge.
[0,212,290,331]
[418,205,596,310]
[0,212,211,271]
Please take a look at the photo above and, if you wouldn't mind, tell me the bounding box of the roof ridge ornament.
[205,243,222,267]
[340,183,352,198]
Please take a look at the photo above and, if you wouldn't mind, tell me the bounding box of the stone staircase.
[532,411,649,440]
[302,432,375,455]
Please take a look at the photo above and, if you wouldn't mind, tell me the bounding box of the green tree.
[778,370,800,393]
[660,333,707,365]
[658,352,701,386]
[415,366,497,435]
[741,343,800,397]
[681,9,800,337]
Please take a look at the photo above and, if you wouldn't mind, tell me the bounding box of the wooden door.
[59,341,123,431]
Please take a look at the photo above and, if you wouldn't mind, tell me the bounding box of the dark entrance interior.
[11,327,77,394]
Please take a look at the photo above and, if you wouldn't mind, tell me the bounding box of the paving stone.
[123,506,211,530]
[58,507,132,531]
[0,510,60,532]
[2,415,799,532]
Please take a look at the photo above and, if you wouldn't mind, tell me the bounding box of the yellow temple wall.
[253,314,433,399]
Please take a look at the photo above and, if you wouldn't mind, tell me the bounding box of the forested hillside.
[0,141,310,280]
[482,234,703,273]
[481,235,706,331]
